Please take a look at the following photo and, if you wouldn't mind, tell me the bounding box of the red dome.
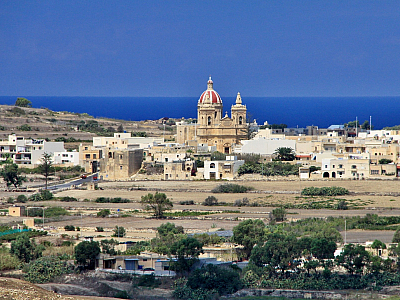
[198,90,222,104]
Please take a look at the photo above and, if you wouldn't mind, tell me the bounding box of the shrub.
[233,197,250,207]
[64,225,75,231]
[379,158,393,164]
[336,200,348,210]
[212,183,254,193]
[203,196,218,206]
[96,227,104,232]
[40,190,53,200]
[95,197,130,203]
[179,200,195,205]
[97,209,111,218]
[25,256,73,283]
[186,264,243,295]
[0,248,20,271]
[135,274,160,288]
[16,195,28,203]
[17,124,31,131]
[301,186,349,196]
[60,196,78,202]
[29,193,42,201]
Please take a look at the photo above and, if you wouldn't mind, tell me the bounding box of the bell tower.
[231,92,247,126]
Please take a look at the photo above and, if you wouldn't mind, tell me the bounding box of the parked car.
[81,174,87,179]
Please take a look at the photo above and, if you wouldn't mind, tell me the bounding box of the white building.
[239,138,296,155]
[203,156,244,180]
[0,135,65,166]
[53,151,80,166]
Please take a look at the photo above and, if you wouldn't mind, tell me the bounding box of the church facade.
[177,77,247,154]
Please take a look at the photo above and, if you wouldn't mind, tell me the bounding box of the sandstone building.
[177,77,247,154]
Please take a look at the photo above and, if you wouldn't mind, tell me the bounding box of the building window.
[239,116,243,125]
[339,164,343,168]
[210,163,215,168]
[93,154,96,159]
[351,165,356,169]
[120,166,123,170]
[332,165,335,168]
[85,154,90,159]
[208,116,211,125]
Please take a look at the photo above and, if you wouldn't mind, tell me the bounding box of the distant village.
[1,77,399,183]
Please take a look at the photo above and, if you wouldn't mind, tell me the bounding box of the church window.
[215,112,217,119]
[208,116,211,125]
[210,163,215,168]
[239,116,243,125]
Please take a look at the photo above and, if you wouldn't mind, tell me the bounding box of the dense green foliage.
[74,241,100,269]
[187,264,243,295]
[171,237,203,274]
[212,183,254,193]
[15,97,32,107]
[271,207,286,222]
[274,147,296,161]
[97,209,111,218]
[112,226,126,237]
[238,161,299,176]
[301,186,349,196]
[25,256,73,283]
[1,162,26,188]
[0,247,20,270]
[10,234,44,263]
[233,219,267,259]
[95,197,130,203]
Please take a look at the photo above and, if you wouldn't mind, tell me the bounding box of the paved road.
[47,173,99,191]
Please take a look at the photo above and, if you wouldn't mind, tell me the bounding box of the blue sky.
[1,1,400,97]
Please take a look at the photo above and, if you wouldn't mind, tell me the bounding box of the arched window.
[239,116,243,125]
[208,116,211,125]
[215,111,217,119]
[210,163,215,168]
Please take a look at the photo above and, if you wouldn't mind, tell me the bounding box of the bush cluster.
[179,200,195,205]
[212,183,254,193]
[25,256,73,283]
[95,197,130,203]
[301,186,349,196]
[238,161,299,176]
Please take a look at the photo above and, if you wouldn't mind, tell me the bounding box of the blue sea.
[0,96,399,130]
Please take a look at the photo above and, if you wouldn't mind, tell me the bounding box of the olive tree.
[140,192,173,218]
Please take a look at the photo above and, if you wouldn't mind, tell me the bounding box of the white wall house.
[239,138,296,155]
[0,135,65,166]
[53,151,80,166]
[203,156,244,180]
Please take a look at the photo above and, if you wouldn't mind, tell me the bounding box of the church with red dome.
[177,77,247,154]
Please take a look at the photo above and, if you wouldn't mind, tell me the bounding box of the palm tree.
[274,147,295,161]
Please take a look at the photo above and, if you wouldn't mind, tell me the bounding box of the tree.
[203,195,218,206]
[10,234,44,263]
[1,162,26,188]
[187,264,243,295]
[112,226,126,237]
[271,207,286,222]
[38,152,53,190]
[250,233,301,275]
[15,97,32,107]
[393,228,400,243]
[97,209,110,218]
[152,223,186,255]
[232,219,266,259]
[75,241,100,269]
[117,124,124,132]
[25,256,73,283]
[274,147,295,161]
[371,239,386,256]
[140,192,173,219]
[101,239,119,255]
[157,222,184,237]
[310,238,337,259]
[171,237,203,274]
[335,243,370,275]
